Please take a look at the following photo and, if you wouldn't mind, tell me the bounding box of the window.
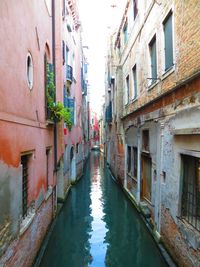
[62,41,65,65]
[70,146,74,162]
[21,155,29,218]
[127,146,131,173]
[46,148,51,189]
[133,147,138,178]
[149,36,157,85]
[132,65,137,99]
[26,53,33,89]
[127,146,138,179]
[123,20,128,45]
[142,154,152,201]
[181,155,200,231]
[126,75,130,103]
[76,143,79,154]
[66,46,69,65]
[133,0,138,20]
[163,11,173,71]
[142,130,149,151]
[72,53,75,79]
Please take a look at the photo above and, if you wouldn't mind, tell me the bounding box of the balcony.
[105,101,112,123]
[66,65,73,83]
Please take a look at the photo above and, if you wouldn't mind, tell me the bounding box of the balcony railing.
[105,101,112,123]
[66,65,73,82]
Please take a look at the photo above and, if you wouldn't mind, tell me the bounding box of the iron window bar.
[181,155,200,231]
[21,155,29,218]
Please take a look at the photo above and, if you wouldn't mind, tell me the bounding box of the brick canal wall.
[0,195,53,267]
[161,207,200,267]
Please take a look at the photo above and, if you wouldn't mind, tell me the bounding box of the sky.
[78,0,127,116]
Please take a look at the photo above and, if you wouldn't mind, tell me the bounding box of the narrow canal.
[39,152,168,267]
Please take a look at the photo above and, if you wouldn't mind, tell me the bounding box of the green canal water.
[39,152,168,267]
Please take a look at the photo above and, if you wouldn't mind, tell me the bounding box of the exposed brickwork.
[0,219,12,258]
[0,196,53,267]
[161,207,200,267]
[123,78,200,126]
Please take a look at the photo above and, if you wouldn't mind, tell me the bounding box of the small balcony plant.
[46,63,72,130]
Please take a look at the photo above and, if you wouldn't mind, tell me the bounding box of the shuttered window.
[149,36,157,84]
[132,65,137,99]
[163,11,173,71]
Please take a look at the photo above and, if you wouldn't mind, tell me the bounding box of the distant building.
[90,110,100,149]
[104,0,200,266]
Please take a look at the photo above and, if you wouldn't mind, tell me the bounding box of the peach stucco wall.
[0,0,54,199]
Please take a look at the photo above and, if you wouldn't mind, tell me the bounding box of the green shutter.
[133,65,137,98]
[164,12,173,71]
[150,37,157,84]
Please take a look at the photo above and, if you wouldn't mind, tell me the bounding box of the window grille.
[181,155,200,231]
[21,155,29,218]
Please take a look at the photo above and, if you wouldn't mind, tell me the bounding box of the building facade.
[57,0,89,201]
[0,0,90,266]
[90,110,100,149]
[0,1,56,266]
[105,0,200,266]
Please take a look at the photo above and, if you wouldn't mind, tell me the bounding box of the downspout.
[158,122,164,233]
[52,0,57,171]
[124,142,127,189]
[137,127,141,203]
[52,0,57,215]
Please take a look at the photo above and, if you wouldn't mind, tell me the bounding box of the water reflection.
[39,152,168,267]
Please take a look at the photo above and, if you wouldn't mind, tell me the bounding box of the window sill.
[127,172,137,183]
[19,210,35,236]
[148,80,159,91]
[130,97,138,104]
[177,218,200,249]
[46,120,54,126]
[161,65,175,81]
[142,150,150,154]
[45,186,53,201]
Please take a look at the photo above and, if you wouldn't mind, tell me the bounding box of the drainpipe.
[137,128,141,204]
[52,0,58,214]
[158,122,164,233]
[124,143,127,189]
[52,0,57,171]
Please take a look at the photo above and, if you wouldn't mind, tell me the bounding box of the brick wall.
[0,195,53,267]
[161,206,200,267]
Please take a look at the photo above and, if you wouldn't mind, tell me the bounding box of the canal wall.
[0,194,53,267]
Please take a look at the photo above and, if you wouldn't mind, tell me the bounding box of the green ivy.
[46,63,72,130]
